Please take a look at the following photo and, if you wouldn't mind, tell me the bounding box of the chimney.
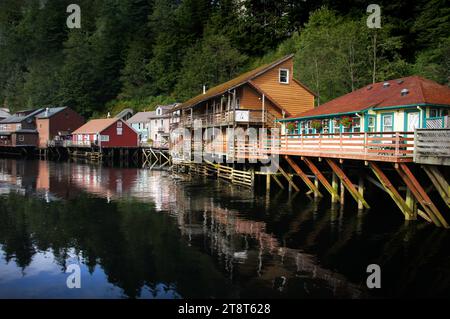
[203,85,206,94]
[107,112,111,118]
[45,107,49,117]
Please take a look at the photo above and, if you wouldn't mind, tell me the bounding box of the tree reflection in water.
[0,159,449,298]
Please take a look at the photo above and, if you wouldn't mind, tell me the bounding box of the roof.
[115,108,134,119]
[0,109,10,118]
[72,118,119,134]
[35,107,68,119]
[127,111,156,124]
[175,54,300,111]
[286,76,450,120]
[0,108,44,124]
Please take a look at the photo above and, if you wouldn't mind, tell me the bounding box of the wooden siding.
[252,59,315,116]
[100,120,138,148]
[240,85,282,118]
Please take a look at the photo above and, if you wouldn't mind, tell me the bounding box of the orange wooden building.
[170,54,316,160]
[172,54,315,131]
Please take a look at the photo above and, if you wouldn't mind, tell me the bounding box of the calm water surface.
[0,159,449,299]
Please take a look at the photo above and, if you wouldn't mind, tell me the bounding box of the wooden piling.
[369,162,415,220]
[302,157,339,201]
[326,159,369,209]
[284,155,320,195]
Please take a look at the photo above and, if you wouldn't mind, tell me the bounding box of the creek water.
[0,158,449,298]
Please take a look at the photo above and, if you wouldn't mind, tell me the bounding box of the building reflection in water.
[0,159,449,298]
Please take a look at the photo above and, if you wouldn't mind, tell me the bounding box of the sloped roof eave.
[174,54,295,111]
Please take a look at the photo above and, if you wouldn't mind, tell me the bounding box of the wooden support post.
[326,159,370,209]
[303,157,339,201]
[284,155,321,196]
[332,173,339,204]
[395,163,448,228]
[358,175,364,210]
[272,174,285,190]
[340,181,345,206]
[369,162,415,220]
[314,178,320,199]
[266,173,271,193]
[274,160,300,192]
[405,188,416,214]
[422,165,450,209]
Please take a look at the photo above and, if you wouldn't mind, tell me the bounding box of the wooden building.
[0,108,44,148]
[36,107,85,148]
[170,54,316,159]
[71,118,139,148]
[280,76,450,135]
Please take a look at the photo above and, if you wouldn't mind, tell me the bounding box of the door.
[406,112,420,132]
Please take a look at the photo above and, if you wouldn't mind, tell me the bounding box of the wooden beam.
[284,155,321,196]
[369,162,414,220]
[332,173,339,203]
[303,157,339,201]
[274,160,300,192]
[422,165,450,209]
[396,163,448,228]
[326,159,370,209]
[272,174,285,190]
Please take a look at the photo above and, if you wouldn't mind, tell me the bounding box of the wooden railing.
[180,110,277,128]
[172,131,416,163]
[414,129,450,166]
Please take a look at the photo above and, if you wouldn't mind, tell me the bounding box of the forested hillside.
[0,0,448,118]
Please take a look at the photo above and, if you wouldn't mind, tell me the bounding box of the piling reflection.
[0,159,449,298]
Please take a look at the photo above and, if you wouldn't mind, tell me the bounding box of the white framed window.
[117,121,123,128]
[279,69,289,84]
[101,135,110,142]
[117,127,123,135]
[352,117,361,132]
[332,119,340,133]
[382,114,394,132]
[367,116,376,132]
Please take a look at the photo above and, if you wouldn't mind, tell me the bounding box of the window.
[279,69,289,84]
[332,119,340,133]
[117,121,123,128]
[101,135,109,142]
[382,114,393,132]
[16,124,21,130]
[429,109,439,117]
[322,120,329,134]
[18,135,24,142]
[367,116,376,132]
[117,127,123,135]
[352,117,361,132]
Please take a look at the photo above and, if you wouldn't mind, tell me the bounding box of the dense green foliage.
[0,0,448,116]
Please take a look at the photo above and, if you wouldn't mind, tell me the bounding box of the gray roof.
[35,107,68,119]
[115,108,134,119]
[0,109,10,118]
[0,108,44,124]
[127,111,156,124]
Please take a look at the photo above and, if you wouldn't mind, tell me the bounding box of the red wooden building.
[71,118,139,148]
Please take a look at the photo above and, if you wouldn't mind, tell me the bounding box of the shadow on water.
[0,158,449,298]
